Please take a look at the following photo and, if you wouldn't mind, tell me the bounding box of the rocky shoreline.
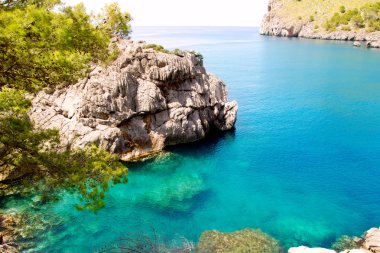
[3,222,378,253]
[0,213,20,253]
[30,38,238,161]
[196,228,380,253]
[260,0,380,48]
[288,227,380,253]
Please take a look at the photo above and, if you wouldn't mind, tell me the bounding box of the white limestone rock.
[30,39,238,160]
[362,228,380,253]
[288,246,336,253]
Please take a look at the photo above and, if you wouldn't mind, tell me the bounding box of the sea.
[4,26,380,252]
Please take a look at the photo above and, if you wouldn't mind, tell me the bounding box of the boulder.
[366,41,380,49]
[362,228,380,253]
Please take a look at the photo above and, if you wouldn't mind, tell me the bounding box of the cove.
[6,27,380,252]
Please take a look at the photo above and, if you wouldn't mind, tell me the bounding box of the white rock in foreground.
[289,227,380,253]
[340,249,371,253]
[362,228,380,253]
[288,246,336,253]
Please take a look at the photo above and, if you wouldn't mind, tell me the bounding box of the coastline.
[260,0,380,48]
[2,23,380,251]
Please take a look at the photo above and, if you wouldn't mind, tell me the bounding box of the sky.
[63,0,268,27]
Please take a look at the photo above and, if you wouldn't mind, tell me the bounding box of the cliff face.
[260,0,304,37]
[30,39,238,161]
[260,0,380,47]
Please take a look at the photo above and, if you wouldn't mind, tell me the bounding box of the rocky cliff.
[260,0,380,48]
[30,38,238,161]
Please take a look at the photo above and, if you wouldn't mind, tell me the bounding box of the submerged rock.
[139,173,207,212]
[30,39,238,161]
[197,228,283,253]
[332,235,363,252]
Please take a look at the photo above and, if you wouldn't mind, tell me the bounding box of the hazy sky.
[63,0,268,27]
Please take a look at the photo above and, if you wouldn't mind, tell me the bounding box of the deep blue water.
[8,27,380,252]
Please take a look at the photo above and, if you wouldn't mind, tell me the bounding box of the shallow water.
[8,27,380,252]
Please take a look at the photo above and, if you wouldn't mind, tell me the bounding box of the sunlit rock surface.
[31,39,238,161]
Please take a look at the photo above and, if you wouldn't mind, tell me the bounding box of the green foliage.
[172,48,184,55]
[0,0,61,10]
[190,51,204,66]
[0,88,59,174]
[144,43,169,53]
[325,2,380,32]
[0,88,128,212]
[96,2,132,37]
[40,145,128,212]
[143,45,203,66]
[0,0,131,212]
[0,2,112,91]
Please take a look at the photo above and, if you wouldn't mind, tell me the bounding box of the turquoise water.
[7,27,380,251]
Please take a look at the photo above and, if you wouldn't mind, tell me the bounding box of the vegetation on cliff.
[273,0,378,23]
[268,0,380,33]
[325,2,380,32]
[0,0,131,211]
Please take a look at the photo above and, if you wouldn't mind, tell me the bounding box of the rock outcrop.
[0,214,20,253]
[260,0,304,37]
[362,228,380,253]
[260,0,380,48]
[195,227,380,253]
[197,228,283,253]
[288,227,380,253]
[30,39,238,160]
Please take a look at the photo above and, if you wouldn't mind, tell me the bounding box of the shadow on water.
[166,129,236,156]
[125,128,236,171]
